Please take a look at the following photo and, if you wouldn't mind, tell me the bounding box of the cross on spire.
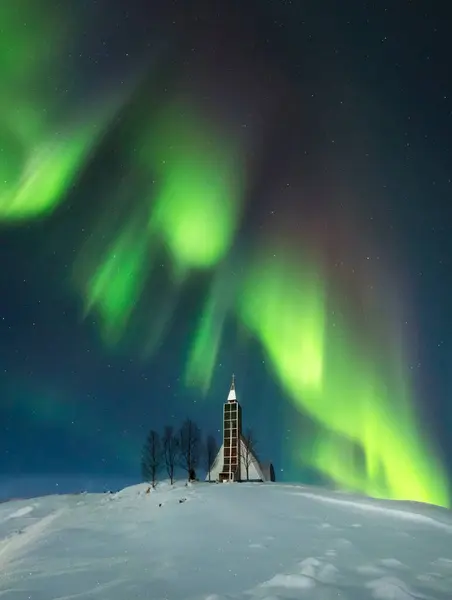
[227,373,237,402]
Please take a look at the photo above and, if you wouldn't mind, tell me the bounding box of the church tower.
[207,375,275,483]
[219,375,243,482]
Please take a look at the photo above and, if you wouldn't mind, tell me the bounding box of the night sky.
[1,0,452,505]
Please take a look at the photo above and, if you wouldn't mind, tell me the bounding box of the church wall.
[239,438,265,481]
[207,443,224,481]
[206,441,268,482]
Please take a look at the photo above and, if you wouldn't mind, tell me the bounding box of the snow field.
[0,481,451,599]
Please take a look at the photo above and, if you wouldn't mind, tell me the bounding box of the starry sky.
[1,0,452,505]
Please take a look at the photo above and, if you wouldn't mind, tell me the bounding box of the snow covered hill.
[0,482,451,599]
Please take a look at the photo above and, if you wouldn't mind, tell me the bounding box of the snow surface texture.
[0,482,451,599]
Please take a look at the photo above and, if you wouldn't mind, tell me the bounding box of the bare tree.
[141,429,162,488]
[163,425,179,485]
[242,428,257,481]
[205,434,219,482]
[178,418,201,481]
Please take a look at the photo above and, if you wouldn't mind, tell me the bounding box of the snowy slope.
[0,482,451,600]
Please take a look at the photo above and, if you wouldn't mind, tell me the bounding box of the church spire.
[227,373,236,402]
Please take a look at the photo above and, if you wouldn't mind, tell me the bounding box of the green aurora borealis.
[0,1,119,223]
[0,1,449,507]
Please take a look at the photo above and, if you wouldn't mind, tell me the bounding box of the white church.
[207,376,275,483]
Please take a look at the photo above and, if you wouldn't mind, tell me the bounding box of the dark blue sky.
[1,0,451,501]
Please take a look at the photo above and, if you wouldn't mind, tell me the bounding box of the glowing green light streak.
[238,248,449,507]
[185,268,236,394]
[0,2,125,223]
[144,101,244,270]
[84,221,151,346]
[0,123,102,222]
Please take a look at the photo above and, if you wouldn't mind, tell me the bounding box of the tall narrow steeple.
[220,375,242,481]
[227,373,236,402]
[206,374,275,483]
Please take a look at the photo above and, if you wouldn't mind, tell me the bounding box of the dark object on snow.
[260,463,276,482]
[189,468,196,481]
[159,503,162,507]
[179,498,187,504]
